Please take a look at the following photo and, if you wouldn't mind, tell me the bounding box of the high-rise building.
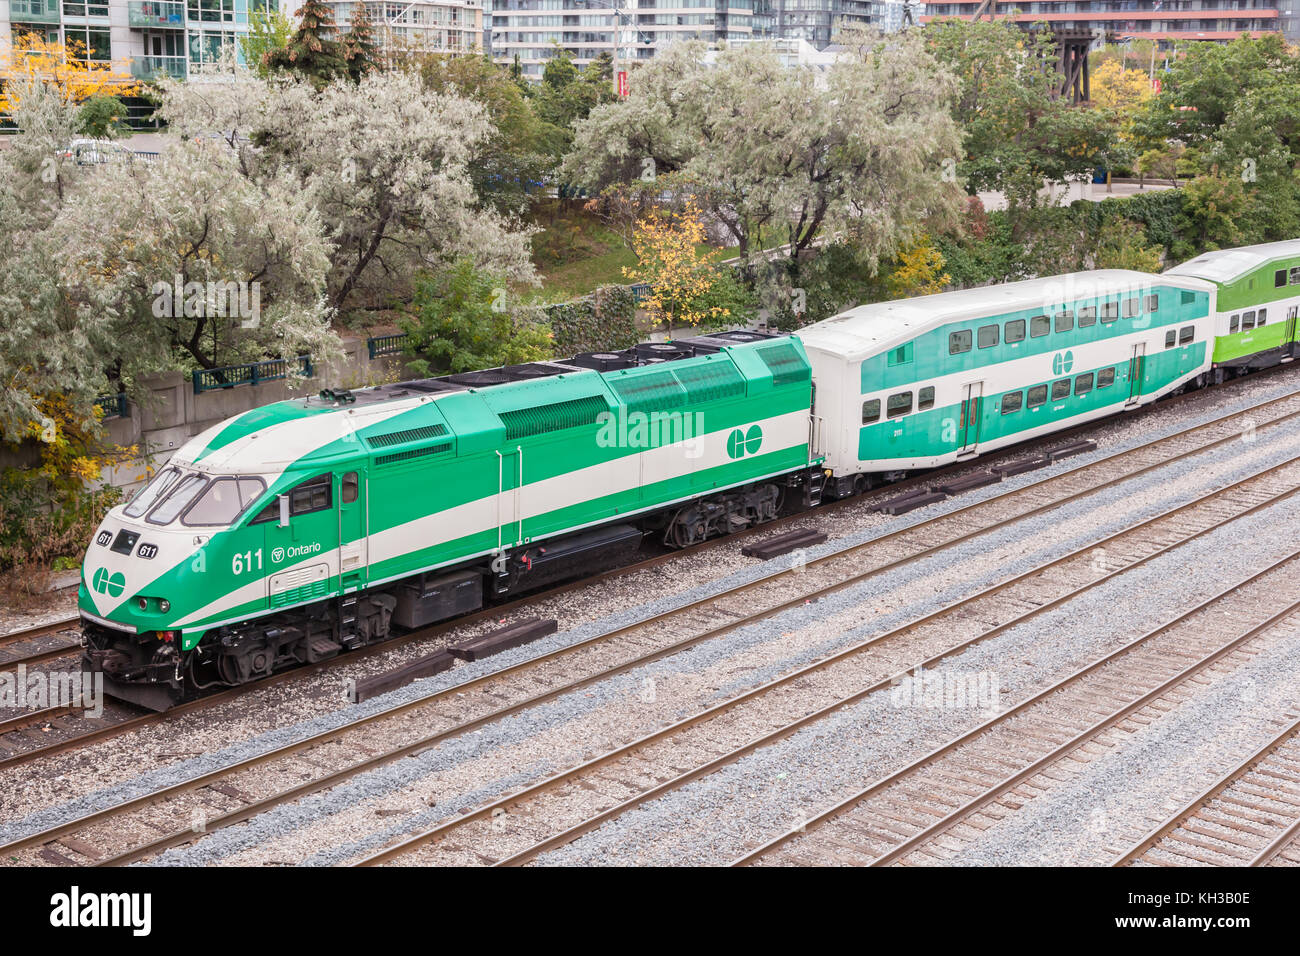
[486,0,893,77]
[921,2,1298,45]
[1,0,273,81]
[487,0,756,78]
[316,1,482,56]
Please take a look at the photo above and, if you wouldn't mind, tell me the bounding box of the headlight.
[159,599,170,613]
[137,597,148,611]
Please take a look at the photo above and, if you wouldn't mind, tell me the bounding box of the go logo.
[727,424,763,460]
[91,567,126,597]
[1052,350,1074,376]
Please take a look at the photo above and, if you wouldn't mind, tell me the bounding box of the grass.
[527,201,756,304]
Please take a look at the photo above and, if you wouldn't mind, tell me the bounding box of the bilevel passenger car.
[798,269,1217,493]
[1164,238,1300,374]
[80,241,1300,709]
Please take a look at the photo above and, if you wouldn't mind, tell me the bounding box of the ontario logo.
[1052,350,1075,375]
[727,424,763,459]
[91,568,126,597]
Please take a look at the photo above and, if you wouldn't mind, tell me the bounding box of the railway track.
[731,558,1300,866]
[4,377,1300,865]
[1113,715,1300,867]
[2,376,1293,772]
[350,467,1300,866]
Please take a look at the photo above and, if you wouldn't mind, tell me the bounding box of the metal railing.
[94,393,128,420]
[192,356,313,395]
[367,333,408,359]
[8,0,60,22]
[131,56,188,81]
[127,0,185,26]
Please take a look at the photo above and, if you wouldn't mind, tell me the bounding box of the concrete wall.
[91,337,412,495]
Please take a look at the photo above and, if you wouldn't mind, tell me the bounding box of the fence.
[94,393,128,420]
[367,333,408,359]
[192,356,313,394]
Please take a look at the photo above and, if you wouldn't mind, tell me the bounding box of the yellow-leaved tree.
[885,236,950,299]
[0,35,136,112]
[623,200,730,329]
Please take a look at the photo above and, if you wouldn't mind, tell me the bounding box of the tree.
[421,53,558,212]
[250,71,537,314]
[399,258,552,375]
[0,35,136,112]
[341,3,380,81]
[160,70,537,315]
[563,30,964,272]
[885,236,950,299]
[926,20,1120,212]
[1091,217,1163,272]
[265,0,348,88]
[76,94,129,139]
[533,49,616,157]
[53,139,338,373]
[241,6,294,78]
[622,201,732,329]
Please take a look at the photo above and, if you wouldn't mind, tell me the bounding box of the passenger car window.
[1051,379,1071,401]
[887,392,913,418]
[1001,391,1022,414]
[1075,373,1094,395]
[1230,314,1240,333]
[1055,312,1074,333]
[1179,325,1194,344]
[1030,315,1050,337]
[1078,307,1097,326]
[862,399,881,424]
[1165,330,1176,348]
[1005,319,1026,343]
[949,330,972,354]
[1102,301,1119,322]
[1258,308,1267,326]
[1098,367,1116,388]
[918,386,935,411]
[1027,385,1048,408]
[1242,311,1256,331]
[1123,298,1139,318]
[1145,294,1159,312]
[978,325,999,349]
[1276,269,1287,288]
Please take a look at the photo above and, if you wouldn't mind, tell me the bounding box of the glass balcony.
[10,0,61,23]
[131,55,189,80]
[128,0,186,26]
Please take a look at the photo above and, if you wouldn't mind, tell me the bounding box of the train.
[79,238,1300,709]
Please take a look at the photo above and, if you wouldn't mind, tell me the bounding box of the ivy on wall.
[544,284,640,356]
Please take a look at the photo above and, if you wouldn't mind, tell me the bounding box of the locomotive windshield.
[138,471,267,527]
[123,465,180,519]
[183,477,266,526]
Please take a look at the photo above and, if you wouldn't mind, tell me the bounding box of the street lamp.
[573,0,644,94]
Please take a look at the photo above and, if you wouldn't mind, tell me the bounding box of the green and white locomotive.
[80,332,821,709]
[80,240,1300,708]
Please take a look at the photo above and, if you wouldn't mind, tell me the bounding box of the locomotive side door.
[338,469,367,593]
[958,381,983,457]
[1285,306,1298,361]
[1126,344,1146,406]
[497,447,522,552]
